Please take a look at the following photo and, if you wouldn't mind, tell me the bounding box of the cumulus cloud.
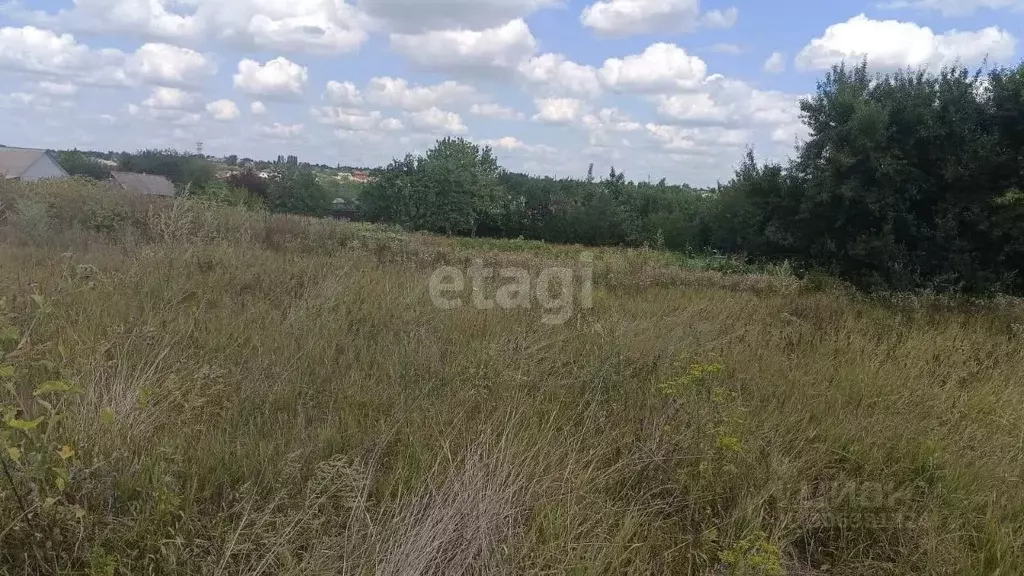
[8,0,370,54]
[379,117,405,131]
[358,0,561,33]
[124,43,216,87]
[764,51,786,73]
[325,80,364,106]
[532,97,589,124]
[709,43,744,55]
[233,57,308,97]
[258,122,304,139]
[389,19,537,72]
[518,53,602,98]
[129,98,202,125]
[653,75,803,127]
[312,107,390,131]
[470,103,524,120]
[877,0,1024,16]
[364,77,478,111]
[36,81,78,96]
[7,0,198,40]
[405,107,468,133]
[0,26,221,88]
[579,108,642,147]
[796,14,1016,71]
[0,91,39,109]
[200,0,370,54]
[251,101,267,115]
[206,99,241,121]
[142,86,197,110]
[599,43,708,93]
[479,136,554,155]
[701,7,739,28]
[641,123,752,155]
[581,0,737,36]
[0,25,129,85]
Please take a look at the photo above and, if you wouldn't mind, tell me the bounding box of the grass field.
[1,179,1024,575]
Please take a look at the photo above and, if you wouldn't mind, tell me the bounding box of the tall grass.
[1,179,1023,574]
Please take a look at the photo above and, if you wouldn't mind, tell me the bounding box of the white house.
[0,147,69,181]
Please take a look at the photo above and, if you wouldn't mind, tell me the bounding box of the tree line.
[56,148,358,217]
[363,61,1024,295]
[52,59,1024,294]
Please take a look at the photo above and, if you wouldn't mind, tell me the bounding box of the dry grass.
[1,178,1023,575]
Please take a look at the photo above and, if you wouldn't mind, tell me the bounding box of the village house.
[0,147,69,181]
[109,171,176,197]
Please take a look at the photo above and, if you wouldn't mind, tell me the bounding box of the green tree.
[266,167,334,217]
[56,150,111,180]
[361,137,506,236]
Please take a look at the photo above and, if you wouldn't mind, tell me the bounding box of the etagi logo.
[428,254,594,325]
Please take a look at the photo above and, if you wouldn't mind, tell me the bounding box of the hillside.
[1,179,1023,574]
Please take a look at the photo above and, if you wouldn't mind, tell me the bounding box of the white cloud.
[10,0,370,55]
[8,0,198,41]
[653,75,803,127]
[0,25,129,85]
[581,0,737,36]
[142,86,197,110]
[709,43,744,55]
[579,107,642,147]
[204,0,369,54]
[0,26,221,88]
[124,43,216,87]
[206,99,241,121]
[365,77,478,111]
[358,0,561,32]
[129,101,203,125]
[642,123,752,153]
[0,92,37,108]
[36,81,78,96]
[389,19,537,71]
[405,107,468,133]
[581,108,642,132]
[532,97,589,124]
[325,80,364,106]
[470,103,524,120]
[379,117,405,131]
[599,43,707,93]
[233,57,308,97]
[518,53,602,98]
[479,136,554,155]
[701,7,739,28]
[764,51,786,73]
[877,0,1024,16]
[251,101,267,115]
[796,14,1017,71]
[258,122,304,139]
[312,107,384,131]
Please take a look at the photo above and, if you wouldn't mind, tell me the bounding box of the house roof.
[110,171,176,197]
[0,147,63,179]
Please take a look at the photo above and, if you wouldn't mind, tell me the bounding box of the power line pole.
[195,141,204,157]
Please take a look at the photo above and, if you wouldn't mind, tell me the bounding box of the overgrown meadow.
[2,179,1023,575]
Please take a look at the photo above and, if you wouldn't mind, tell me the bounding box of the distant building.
[109,171,176,197]
[0,147,69,181]
[332,198,360,221]
[351,170,372,183]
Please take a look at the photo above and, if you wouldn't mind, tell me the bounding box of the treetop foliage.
[363,61,1024,295]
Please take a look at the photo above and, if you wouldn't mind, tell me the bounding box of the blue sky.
[1,0,1021,185]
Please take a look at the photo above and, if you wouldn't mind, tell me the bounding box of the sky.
[0,0,1021,186]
